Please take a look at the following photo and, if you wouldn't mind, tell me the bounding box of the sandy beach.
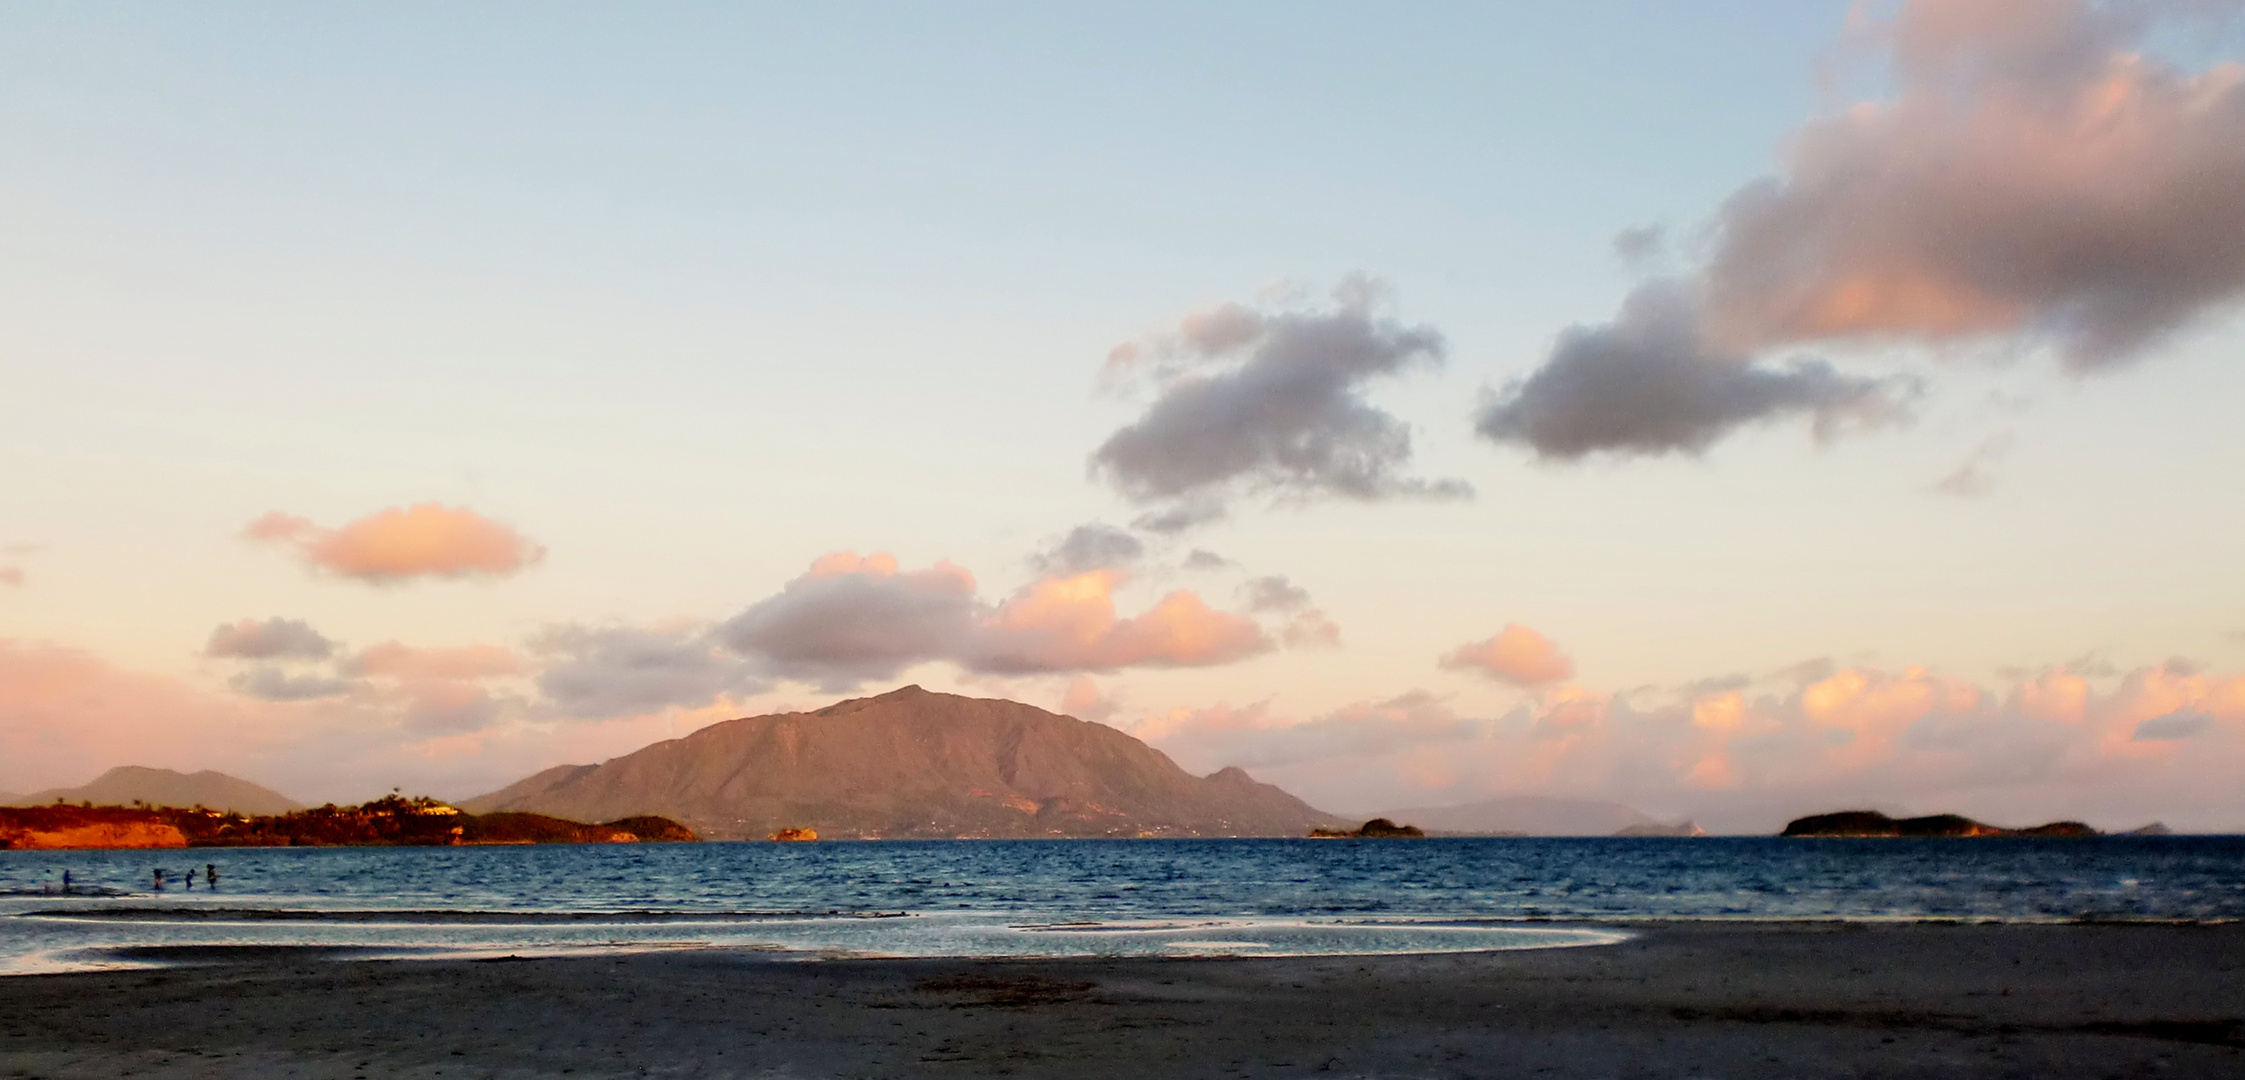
[0,921,2239,1078]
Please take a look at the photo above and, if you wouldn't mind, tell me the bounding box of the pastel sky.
[6,0,2245,833]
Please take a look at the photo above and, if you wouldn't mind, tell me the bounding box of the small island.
[1310,817,1425,838]
[1781,810,2098,838]
[0,794,695,850]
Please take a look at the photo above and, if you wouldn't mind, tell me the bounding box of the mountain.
[1374,795,1678,836]
[462,686,1346,840]
[17,766,304,816]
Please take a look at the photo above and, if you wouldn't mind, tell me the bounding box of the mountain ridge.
[14,766,304,817]
[463,685,1345,840]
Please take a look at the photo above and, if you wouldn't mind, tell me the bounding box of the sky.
[5,0,2245,833]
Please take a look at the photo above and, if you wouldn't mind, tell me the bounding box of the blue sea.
[4,837,2241,974]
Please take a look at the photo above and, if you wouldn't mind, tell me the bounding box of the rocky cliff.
[463,685,1344,840]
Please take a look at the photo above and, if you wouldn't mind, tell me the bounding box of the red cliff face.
[0,819,188,850]
[463,686,1345,840]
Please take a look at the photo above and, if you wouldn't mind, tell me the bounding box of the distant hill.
[1374,795,1678,837]
[18,767,303,816]
[463,685,1346,840]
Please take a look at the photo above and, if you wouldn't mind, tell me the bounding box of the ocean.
[4,836,2240,974]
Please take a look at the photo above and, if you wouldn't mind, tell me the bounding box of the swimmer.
[153,867,164,890]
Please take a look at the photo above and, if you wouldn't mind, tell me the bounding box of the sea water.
[3,836,2240,974]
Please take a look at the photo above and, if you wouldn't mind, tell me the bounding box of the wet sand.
[2,921,2240,1078]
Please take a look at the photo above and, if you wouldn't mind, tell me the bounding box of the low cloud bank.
[1136,659,2245,834]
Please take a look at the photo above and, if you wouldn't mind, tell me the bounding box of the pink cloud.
[1440,624,1575,686]
[0,567,20,587]
[245,504,545,583]
[1478,0,2245,462]
[716,553,1271,688]
[976,571,1269,674]
[350,642,529,681]
[1059,676,1121,723]
[1129,659,2245,833]
[1707,0,2245,367]
[0,637,740,804]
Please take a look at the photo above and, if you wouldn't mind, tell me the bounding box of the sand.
[1,921,2240,1078]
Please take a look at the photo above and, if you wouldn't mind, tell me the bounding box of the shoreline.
[2,921,2239,1078]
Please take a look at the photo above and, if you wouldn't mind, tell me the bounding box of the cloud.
[1441,624,1577,686]
[1059,676,1122,723]
[2134,708,2212,741]
[1130,500,1229,535]
[531,623,769,720]
[1700,0,2245,370]
[1482,1,2245,463]
[715,552,1272,690]
[1135,691,1480,773]
[1182,549,1235,571]
[1613,224,1665,265]
[1237,575,1340,647]
[346,642,528,681]
[1240,575,1312,613]
[0,637,767,805]
[0,567,21,587]
[1092,278,1469,522]
[1031,524,1144,576]
[971,571,1271,674]
[1475,281,1919,460]
[203,617,336,661]
[1131,657,2245,831]
[227,667,354,702]
[244,504,545,583]
[1933,432,2016,497]
[715,552,981,688]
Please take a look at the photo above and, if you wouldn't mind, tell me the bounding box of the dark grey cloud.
[1092,280,1470,521]
[1475,282,1919,460]
[1130,499,1226,535]
[714,561,978,691]
[204,617,336,661]
[532,624,769,719]
[2133,709,2212,742]
[228,667,353,702]
[1031,524,1143,577]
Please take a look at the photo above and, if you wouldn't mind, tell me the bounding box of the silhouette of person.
[206,864,218,888]
[153,867,163,891]
[61,870,71,895]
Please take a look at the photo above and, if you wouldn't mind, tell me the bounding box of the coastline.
[3,920,2239,1078]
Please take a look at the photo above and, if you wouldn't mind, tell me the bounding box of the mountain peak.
[464,689,1342,839]
[14,766,303,816]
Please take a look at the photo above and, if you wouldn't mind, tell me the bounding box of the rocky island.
[1781,810,2099,838]
[1310,817,1426,838]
